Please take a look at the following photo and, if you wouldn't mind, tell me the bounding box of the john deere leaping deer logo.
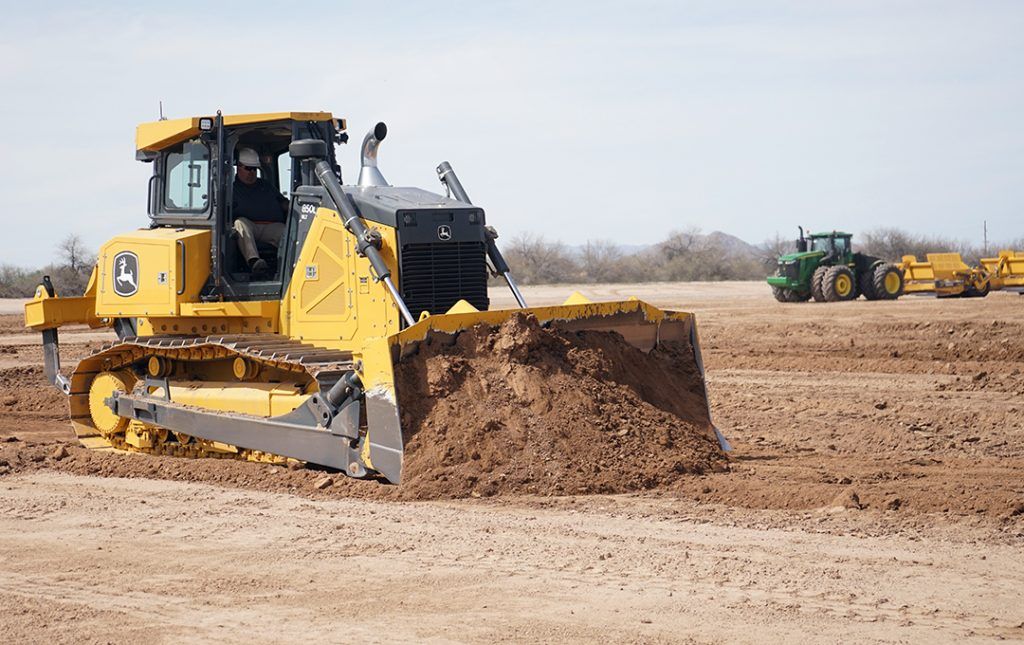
[113,251,139,297]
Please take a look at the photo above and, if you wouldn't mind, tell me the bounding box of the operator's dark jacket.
[233,178,288,224]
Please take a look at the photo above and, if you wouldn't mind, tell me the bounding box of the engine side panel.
[281,207,401,348]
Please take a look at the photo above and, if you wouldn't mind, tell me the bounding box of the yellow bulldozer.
[24,110,721,483]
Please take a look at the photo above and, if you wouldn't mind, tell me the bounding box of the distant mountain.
[703,231,764,258]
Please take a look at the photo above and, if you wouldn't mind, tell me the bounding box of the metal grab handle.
[147,175,159,215]
[176,240,186,295]
[188,162,201,188]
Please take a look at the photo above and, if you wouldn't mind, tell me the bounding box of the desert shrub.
[0,234,95,298]
[501,233,582,284]
[500,227,768,284]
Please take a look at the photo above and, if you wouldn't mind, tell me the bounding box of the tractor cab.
[807,231,853,264]
[136,112,348,301]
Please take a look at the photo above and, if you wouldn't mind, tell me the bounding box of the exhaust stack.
[357,122,389,187]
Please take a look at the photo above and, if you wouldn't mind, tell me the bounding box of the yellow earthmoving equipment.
[24,111,724,483]
[897,252,991,298]
[898,255,937,295]
[981,250,1024,293]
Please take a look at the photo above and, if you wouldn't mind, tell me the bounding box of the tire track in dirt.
[2,472,1022,643]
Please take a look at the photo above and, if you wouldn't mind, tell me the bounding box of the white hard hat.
[237,148,260,168]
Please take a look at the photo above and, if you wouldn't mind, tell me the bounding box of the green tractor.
[766,228,905,303]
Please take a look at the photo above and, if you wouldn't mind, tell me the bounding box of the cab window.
[811,238,831,252]
[164,139,210,212]
[276,153,293,200]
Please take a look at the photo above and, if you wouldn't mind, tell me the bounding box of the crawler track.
[69,334,355,461]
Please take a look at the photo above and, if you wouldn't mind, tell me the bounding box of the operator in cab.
[232,148,288,276]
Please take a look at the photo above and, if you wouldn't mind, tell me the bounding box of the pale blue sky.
[1,1,1021,266]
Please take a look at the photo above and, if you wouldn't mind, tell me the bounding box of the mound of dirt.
[393,313,727,498]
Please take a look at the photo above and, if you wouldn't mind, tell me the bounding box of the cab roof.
[809,231,851,238]
[135,111,336,153]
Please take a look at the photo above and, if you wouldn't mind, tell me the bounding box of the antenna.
[158,101,167,121]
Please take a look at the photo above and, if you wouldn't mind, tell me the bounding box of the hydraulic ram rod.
[314,161,416,326]
[436,161,528,309]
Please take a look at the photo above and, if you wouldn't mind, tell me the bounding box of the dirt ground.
[1,282,1023,643]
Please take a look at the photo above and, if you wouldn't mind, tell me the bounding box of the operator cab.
[225,124,293,283]
[137,112,347,301]
[809,232,851,259]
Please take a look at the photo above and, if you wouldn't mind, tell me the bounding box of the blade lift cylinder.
[436,161,528,309]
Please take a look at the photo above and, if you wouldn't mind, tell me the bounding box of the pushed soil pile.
[394,313,727,498]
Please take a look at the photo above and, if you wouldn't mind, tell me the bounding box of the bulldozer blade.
[360,297,724,484]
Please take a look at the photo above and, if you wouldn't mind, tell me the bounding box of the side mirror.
[289,139,327,160]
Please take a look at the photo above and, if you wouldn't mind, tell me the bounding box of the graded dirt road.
[1,283,1023,643]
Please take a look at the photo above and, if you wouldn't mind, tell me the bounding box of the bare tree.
[761,232,794,260]
[48,234,97,295]
[659,226,704,261]
[503,233,580,284]
[57,234,96,273]
[580,240,627,283]
[860,227,973,263]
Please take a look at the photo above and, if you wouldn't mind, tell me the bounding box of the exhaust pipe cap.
[358,121,389,187]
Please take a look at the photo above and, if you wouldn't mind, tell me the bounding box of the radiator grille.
[399,242,489,318]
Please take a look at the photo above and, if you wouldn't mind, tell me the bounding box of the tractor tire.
[859,269,878,300]
[871,264,904,300]
[811,266,828,302]
[789,289,811,302]
[823,265,857,302]
[772,286,808,303]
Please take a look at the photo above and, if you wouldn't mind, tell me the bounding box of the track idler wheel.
[88,370,138,437]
